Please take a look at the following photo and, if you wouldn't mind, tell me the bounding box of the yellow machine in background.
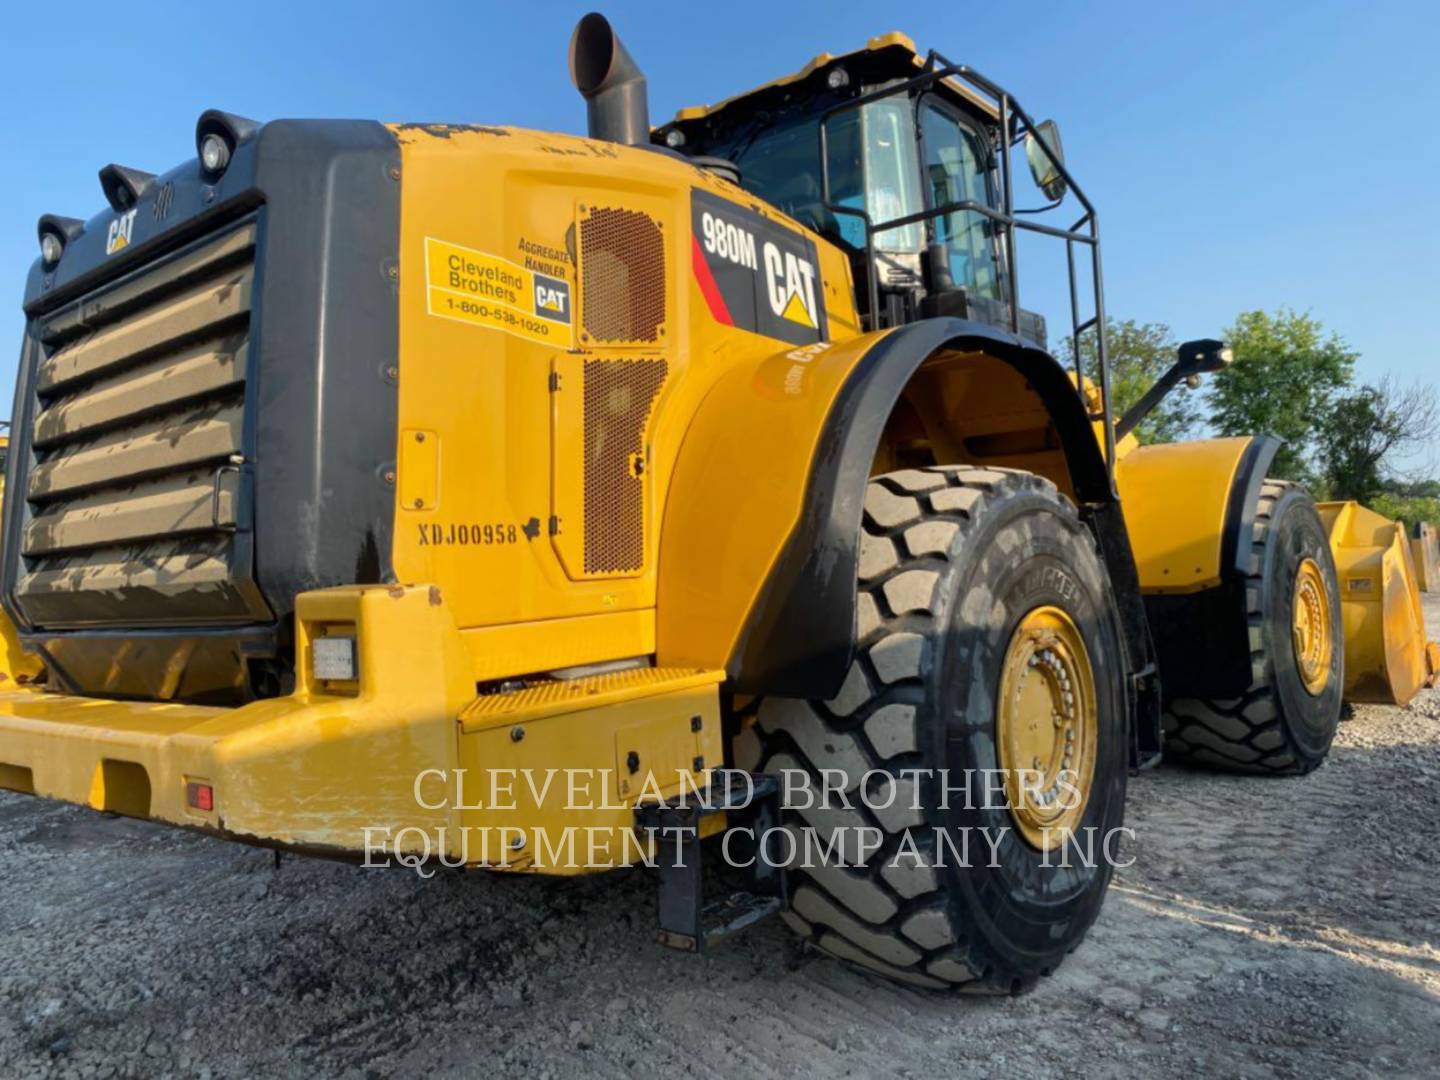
[1412,521,1439,594]
[1319,502,1439,704]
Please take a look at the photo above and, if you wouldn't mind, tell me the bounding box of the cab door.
[916,97,1007,305]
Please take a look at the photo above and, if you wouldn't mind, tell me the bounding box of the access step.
[634,770,786,953]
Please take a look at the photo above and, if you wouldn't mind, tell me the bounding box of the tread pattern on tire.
[747,464,1079,992]
[1162,479,1320,775]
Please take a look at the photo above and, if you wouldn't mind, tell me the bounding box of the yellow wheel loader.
[1320,502,1439,703]
[0,12,1413,991]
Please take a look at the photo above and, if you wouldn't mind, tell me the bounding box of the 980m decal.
[691,190,827,346]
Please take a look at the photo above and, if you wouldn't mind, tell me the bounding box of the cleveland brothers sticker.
[425,236,573,347]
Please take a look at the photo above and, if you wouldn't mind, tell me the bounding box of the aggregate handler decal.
[424,237,573,347]
[691,190,826,346]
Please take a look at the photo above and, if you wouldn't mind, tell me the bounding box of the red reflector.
[186,782,214,811]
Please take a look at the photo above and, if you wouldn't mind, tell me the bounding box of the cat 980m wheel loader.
[2,12,1432,992]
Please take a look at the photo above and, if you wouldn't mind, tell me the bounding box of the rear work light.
[200,133,231,174]
[40,231,64,265]
[194,109,258,181]
[37,214,83,268]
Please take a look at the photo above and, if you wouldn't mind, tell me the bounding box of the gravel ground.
[2,598,1438,1079]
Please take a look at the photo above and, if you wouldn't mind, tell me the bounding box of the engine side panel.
[387,125,861,678]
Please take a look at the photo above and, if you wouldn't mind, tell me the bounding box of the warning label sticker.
[424,237,573,347]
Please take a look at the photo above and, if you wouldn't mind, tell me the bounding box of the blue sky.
[1,0,1435,422]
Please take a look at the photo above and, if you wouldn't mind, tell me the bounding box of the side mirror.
[1176,338,1233,377]
[1024,120,1067,201]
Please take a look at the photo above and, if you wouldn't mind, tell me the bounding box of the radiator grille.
[582,359,667,575]
[18,223,257,627]
[580,207,665,345]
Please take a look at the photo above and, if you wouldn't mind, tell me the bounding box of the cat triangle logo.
[764,242,819,332]
[780,288,816,329]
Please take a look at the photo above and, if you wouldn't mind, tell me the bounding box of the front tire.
[1163,480,1343,774]
[738,466,1129,992]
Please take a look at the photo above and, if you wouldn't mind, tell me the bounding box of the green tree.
[1208,309,1356,480]
[1318,376,1437,504]
[1062,318,1200,444]
[1371,492,1440,527]
[1385,477,1440,500]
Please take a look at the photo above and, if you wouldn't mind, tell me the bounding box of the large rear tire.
[737,466,1129,992]
[1163,480,1342,774]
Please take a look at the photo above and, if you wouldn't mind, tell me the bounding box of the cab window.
[719,101,925,255]
[920,101,1002,301]
[835,100,924,253]
[725,116,835,235]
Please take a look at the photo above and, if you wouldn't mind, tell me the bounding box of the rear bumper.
[0,585,472,853]
[0,585,727,873]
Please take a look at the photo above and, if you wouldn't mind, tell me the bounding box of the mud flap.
[1129,664,1163,770]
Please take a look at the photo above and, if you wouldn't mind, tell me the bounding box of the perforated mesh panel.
[580,208,665,344]
[583,359,668,574]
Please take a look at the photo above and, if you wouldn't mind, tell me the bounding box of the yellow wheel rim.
[996,606,1098,852]
[1292,557,1333,696]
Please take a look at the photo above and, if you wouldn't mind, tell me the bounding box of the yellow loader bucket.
[1412,522,1439,593]
[1318,501,1440,705]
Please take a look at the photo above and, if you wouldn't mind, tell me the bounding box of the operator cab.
[657,34,1061,345]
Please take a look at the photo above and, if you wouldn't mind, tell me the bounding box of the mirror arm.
[1116,338,1230,440]
[1115,363,1186,442]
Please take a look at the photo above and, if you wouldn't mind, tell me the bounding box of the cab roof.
[664,31,997,132]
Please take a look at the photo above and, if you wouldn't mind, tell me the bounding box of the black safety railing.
[818,51,1116,470]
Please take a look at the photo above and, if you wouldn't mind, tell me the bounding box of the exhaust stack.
[569,13,649,146]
